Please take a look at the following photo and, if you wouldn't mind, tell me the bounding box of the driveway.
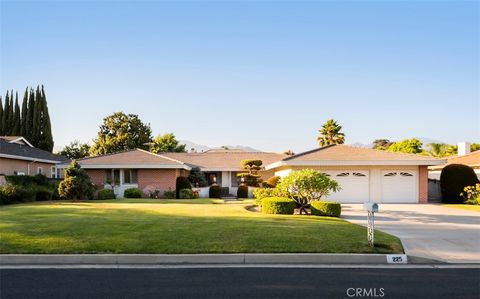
[341,204,480,263]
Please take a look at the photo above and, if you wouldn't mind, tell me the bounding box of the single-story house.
[428,142,480,180]
[62,144,444,203]
[0,136,69,179]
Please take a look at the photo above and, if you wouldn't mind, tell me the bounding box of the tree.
[188,167,208,187]
[90,112,153,156]
[276,169,340,215]
[237,160,263,187]
[20,88,28,137]
[58,160,95,200]
[283,150,295,156]
[12,93,21,136]
[26,88,35,143]
[2,91,10,135]
[471,143,480,152]
[150,133,186,153]
[317,119,346,147]
[59,140,91,160]
[36,86,54,152]
[372,139,393,150]
[0,96,3,135]
[426,143,450,158]
[387,138,423,154]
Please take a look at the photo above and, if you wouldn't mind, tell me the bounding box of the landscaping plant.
[237,159,263,186]
[124,188,143,198]
[58,160,95,200]
[261,197,297,215]
[188,167,208,187]
[237,185,248,198]
[460,183,480,205]
[440,164,479,203]
[97,189,116,200]
[310,201,341,217]
[176,176,192,198]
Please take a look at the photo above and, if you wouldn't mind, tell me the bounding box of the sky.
[1,0,479,153]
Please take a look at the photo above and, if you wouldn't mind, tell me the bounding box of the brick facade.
[138,169,178,194]
[418,165,428,203]
[85,169,106,189]
[0,157,56,177]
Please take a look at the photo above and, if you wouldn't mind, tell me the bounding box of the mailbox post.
[363,203,379,247]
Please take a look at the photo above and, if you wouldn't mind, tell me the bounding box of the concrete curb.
[0,254,395,265]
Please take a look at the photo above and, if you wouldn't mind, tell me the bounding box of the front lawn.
[442,204,480,212]
[0,199,403,254]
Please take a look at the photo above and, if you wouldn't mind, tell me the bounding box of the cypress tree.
[2,91,10,135]
[8,91,15,133]
[26,88,35,142]
[12,92,21,136]
[0,96,4,135]
[20,88,28,137]
[31,86,42,146]
[37,85,54,152]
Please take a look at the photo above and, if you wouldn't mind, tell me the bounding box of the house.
[428,142,480,180]
[64,144,444,203]
[0,136,69,178]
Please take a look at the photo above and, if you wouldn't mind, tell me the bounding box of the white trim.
[0,153,61,164]
[8,137,34,147]
[200,167,244,172]
[265,159,446,170]
[37,167,43,175]
[51,166,56,179]
[79,164,191,170]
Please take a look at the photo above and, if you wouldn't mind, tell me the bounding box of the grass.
[0,199,403,254]
[442,204,480,212]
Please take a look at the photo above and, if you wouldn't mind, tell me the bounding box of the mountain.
[179,140,260,153]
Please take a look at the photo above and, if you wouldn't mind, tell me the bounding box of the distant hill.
[179,140,260,153]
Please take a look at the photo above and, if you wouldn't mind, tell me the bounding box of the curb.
[1,254,398,265]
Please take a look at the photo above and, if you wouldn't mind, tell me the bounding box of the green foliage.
[188,167,208,187]
[237,159,263,187]
[176,176,192,198]
[372,139,393,150]
[237,185,248,198]
[35,188,53,201]
[179,188,196,199]
[59,140,91,159]
[440,164,479,203]
[97,189,116,200]
[386,138,423,154]
[163,189,176,199]
[209,185,221,198]
[124,188,143,198]
[252,188,286,206]
[0,184,37,205]
[6,174,50,186]
[264,176,280,188]
[90,112,153,156]
[150,133,187,153]
[317,119,345,147]
[261,197,296,215]
[276,169,341,214]
[460,184,480,205]
[310,201,341,217]
[58,160,95,200]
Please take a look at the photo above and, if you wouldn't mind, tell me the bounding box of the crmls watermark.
[346,287,385,298]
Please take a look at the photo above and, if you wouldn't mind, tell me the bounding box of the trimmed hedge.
[36,188,53,201]
[237,185,248,198]
[164,189,176,199]
[252,188,284,206]
[124,188,143,198]
[310,201,341,217]
[0,184,36,205]
[179,188,195,199]
[261,197,296,215]
[440,164,479,203]
[98,189,116,200]
[176,176,192,199]
[209,185,221,198]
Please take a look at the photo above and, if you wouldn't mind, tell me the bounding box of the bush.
[237,185,248,198]
[188,167,208,187]
[148,189,161,199]
[264,176,280,188]
[461,184,480,205]
[176,176,192,198]
[179,188,196,199]
[310,201,341,217]
[164,189,176,199]
[98,189,116,200]
[209,185,221,198]
[35,188,53,201]
[58,161,95,200]
[0,184,36,205]
[440,164,480,203]
[252,188,285,206]
[124,188,143,198]
[261,197,296,215]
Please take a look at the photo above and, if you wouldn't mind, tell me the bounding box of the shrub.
[0,184,36,205]
[179,188,196,199]
[164,189,176,199]
[264,176,280,188]
[124,188,143,198]
[35,188,53,201]
[262,197,296,214]
[209,185,221,198]
[237,159,264,187]
[188,167,208,187]
[220,187,229,197]
[58,160,95,200]
[237,185,248,198]
[149,189,161,199]
[310,201,341,217]
[440,164,479,203]
[252,188,285,206]
[176,176,192,198]
[98,189,116,200]
[461,183,480,205]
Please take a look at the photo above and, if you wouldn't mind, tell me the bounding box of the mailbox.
[363,202,379,213]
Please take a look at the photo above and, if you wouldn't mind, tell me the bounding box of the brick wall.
[86,169,106,189]
[138,169,178,195]
[418,165,428,203]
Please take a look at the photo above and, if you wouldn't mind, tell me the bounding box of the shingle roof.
[429,151,480,170]
[0,139,69,163]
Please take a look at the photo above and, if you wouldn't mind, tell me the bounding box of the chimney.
[457,142,471,156]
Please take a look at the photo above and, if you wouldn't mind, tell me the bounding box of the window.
[37,167,43,175]
[231,172,240,187]
[51,166,57,179]
[105,169,121,184]
[352,172,366,177]
[400,172,413,177]
[384,172,397,177]
[57,168,64,179]
[337,172,350,177]
[123,169,138,184]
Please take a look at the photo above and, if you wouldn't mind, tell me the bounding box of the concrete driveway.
[341,204,480,263]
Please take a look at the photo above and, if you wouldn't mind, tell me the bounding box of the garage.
[324,170,369,203]
[381,170,418,203]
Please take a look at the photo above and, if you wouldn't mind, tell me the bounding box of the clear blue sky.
[1,0,478,152]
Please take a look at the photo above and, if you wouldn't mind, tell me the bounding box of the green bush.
[124,188,143,198]
[164,189,176,199]
[58,161,95,200]
[237,185,248,198]
[176,176,192,198]
[261,197,296,215]
[179,188,196,199]
[209,185,221,198]
[35,188,53,201]
[98,189,116,200]
[310,201,341,217]
[6,174,50,186]
[0,184,36,205]
[440,164,480,203]
[264,176,280,188]
[252,188,285,206]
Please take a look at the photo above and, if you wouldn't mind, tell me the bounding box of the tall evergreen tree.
[31,86,42,146]
[36,85,54,151]
[12,92,21,136]
[0,96,4,135]
[2,91,11,135]
[20,88,28,137]
[7,90,15,133]
[26,88,35,142]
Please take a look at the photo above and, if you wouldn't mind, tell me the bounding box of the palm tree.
[427,143,450,157]
[317,119,346,147]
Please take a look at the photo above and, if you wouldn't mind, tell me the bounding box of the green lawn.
[0,199,403,254]
[442,204,480,212]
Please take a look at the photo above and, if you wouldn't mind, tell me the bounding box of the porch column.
[221,171,230,188]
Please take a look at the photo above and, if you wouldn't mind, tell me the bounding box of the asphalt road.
[1,267,479,299]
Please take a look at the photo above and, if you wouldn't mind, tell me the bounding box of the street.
[1,266,479,299]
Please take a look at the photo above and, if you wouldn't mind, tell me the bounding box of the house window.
[400,172,413,177]
[231,172,240,187]
[105,169,120,184]
[384,172,397,177]
[51,166,57,179]
[123,169,138,184]
[337,172,349,177]
[37,167,43,175]
[57,168,65,179]
[352,172,366,177]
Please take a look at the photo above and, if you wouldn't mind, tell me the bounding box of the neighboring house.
[428,142,480,180]
[0,136,69,178]
[264,144,444,203]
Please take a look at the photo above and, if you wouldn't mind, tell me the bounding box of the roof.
[429,151,480,170]
[162,150,287,171]
[75,149,190,169]
[265,144,445,169]
[0,136,33,147]
[0,139,69,164]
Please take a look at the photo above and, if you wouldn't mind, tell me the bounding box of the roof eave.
[266,159,446,169]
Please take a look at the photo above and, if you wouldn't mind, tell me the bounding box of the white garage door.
[381,171,417,203]
[324,171,369,203]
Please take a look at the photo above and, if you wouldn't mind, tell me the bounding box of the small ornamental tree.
[188,167,208,187]
[276,169,340,214]
[237,159,263,187]
[58,160,95,200]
